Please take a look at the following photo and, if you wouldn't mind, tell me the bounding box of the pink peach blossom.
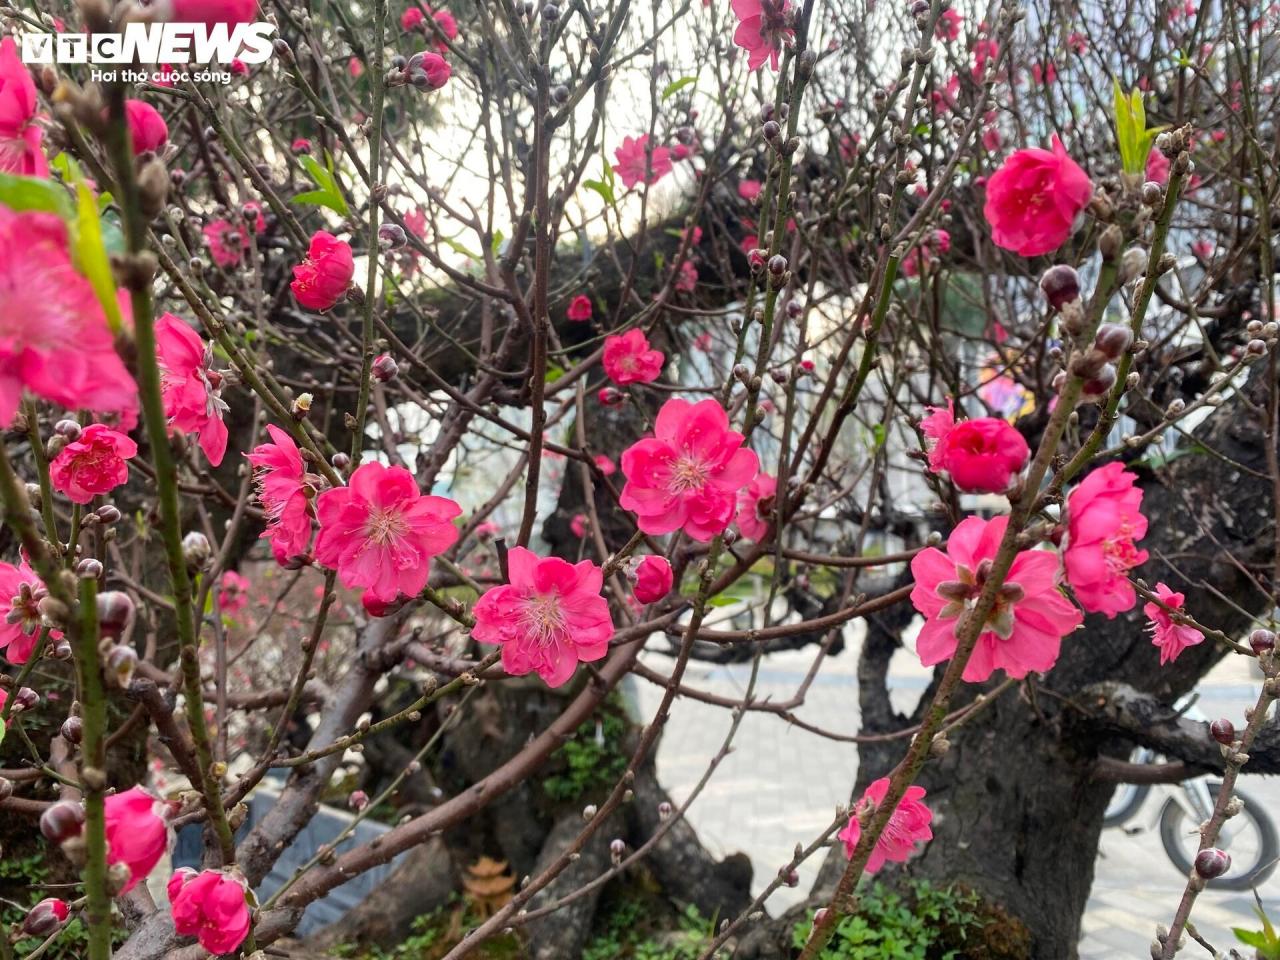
[593,455,616,476]
[920,400,1030,493]
[168,869,251,956]
[971,37,1001,81]
[612,135,672,189]
[0,37,47,177]
[570,513,588,538]
[314,461,461,607]
[291,231,355,311]
[901,228,951,278]
[0,558,59,664]
[1144,582,1204,664]
[735,472,777,542]
[401,6,425,29]
[472,546,614,687]
[730,0,795,71]
[633,555,673,604]
[909,515,1083,681]
[124,100,168,155]
[155,313,229,466]
[203,218,251,268]
[1146,147,1170,184]
[218,570,250,615]
[431,8,459,50]
[838,777,933,873]
[567,295,593,322]
[153,0,259,25]
[0,209,137,426]
[620,397,760,541]
[675,259,698,293]
[738,179,762,201]
[49,424,137,504]
[103,787,168,893]
[1063,463,1148,617]
[984,135,1092,257]
[246,424,314,564]
[603,329,665,385]
[935,8,961,40]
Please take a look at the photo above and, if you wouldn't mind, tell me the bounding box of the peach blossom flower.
[603,329,665,385]
[735,472,776,542]
[1063,463,1148,618]
[0,37,47,177]
[0,558,59,664]
[730,0,794,71]
[104,787,168,893]
[246,424,314,564]
[1144,582,1204,664]
[168,869,251,956]
[984,135,1092,256]
[920,399,1029,493]
[291,231,355,311]
[49,424,137,504]
[838,777,933,873]
[155,313,229,466]
[124,100,168,155]
[567,294,593,322]
[612,135,672,189]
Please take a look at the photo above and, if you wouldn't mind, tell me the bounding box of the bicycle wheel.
[1103,782,1151,828]
[1159,782,1280,891]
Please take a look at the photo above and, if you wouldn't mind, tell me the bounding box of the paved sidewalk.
[630,631,1279,958]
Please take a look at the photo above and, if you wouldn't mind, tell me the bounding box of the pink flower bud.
[124,100,168,156]
[371,354,400,382]
[1194,847,1231,880]
[1209,718,1235,745]
[1039,264,1081,310]
[168,869,252,956]
[96,591,135,639]
[105,645,138,688]
[40,800,85,844]
[61,715,83,744]
[23,898,69,938]
[348,790,370,811]
[632,556,673,604]
[1249,628,1275,655]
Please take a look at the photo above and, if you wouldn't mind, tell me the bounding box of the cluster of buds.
[1072,323,1133,403]
[390,51,451,92]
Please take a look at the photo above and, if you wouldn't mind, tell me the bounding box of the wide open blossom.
[0,37,47,176]
[736,472,777,542]
[1144,582,1204,665]
[1063,463,1148,617]
[246,424,315,564]
[49,424,137,504]
[104,787,168,893]
[473,546,613,687]
[0,558,59,664]
[612,135,672,189]
[910,515,1083,681]
[603,329,665,385]
[155,313,229,466]
[315,461,461,608]
[838,777,933,873]
[567,294,593,322]
[0,208,137,426]
[291,231,355,311]
[168,869,251,956]
[730,0,795,71]
[984,135,1092,257]
[920,399,1029,494]
[203,218,251,268]
[620,398,759,541]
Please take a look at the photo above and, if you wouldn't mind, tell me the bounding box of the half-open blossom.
[125,100,168,155]
[984,135,1092,257]
[1144,583,1204,665]
[291,231,355,311]
[50,424,137,504]
[152,0,259,25]
[910,515,1083,681]
[315,461,461,608]
[22,898,68,938]
[203,218,251,268]
[246,424,314,563]
[935,8,961,40]
[593,455,616,476]
[218,570,249,616]
[0,208,137,426]
[1146,147,1170,185]
[632,555,673,604]
[972,37,1000,81]
[730,0,794,71]
[155,313,229,466]
[567,295,593,322]
[838,777,933,873]
[104,787,168,893]
[431,8,459,49]
[401,5,425,29]
[570,513,588,538]
[736,472,776,542]
[0,37,47,176]
[409,51,451,89]
[1063,463,1148,617]
[738,179,762,201]
[612,135,672,189]
[920,400,1030,493]
[0,558,58,664]
[168,869,251,956]
[472,546,613,687]
[620,397,760,541]
[675,259,698,293]
[604,329,665,385]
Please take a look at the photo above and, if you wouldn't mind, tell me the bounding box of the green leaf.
[1112,79,1170,176]
[0,717,6,749]
[293,151,349,216]
[72,178,126,335]
[583,179,614,206]
[440,234,481,260]
[1235,929,1268,948]
[0,171,74,219]
[544,363,565,383]
[662,75,697,99]
[491,229,504,257]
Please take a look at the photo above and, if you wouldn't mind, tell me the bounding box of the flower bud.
[22,898,69,938]
[582,804,597,821]
[763,119,781,141]
[1094,323,1133,360]
[13,687,39,712]
[105,645,138,689]
[1194,847,1231,880]
[1098,224,1124,261]
[1120,247,1148,282]
[610,838,625,864]
[348,790,369,812]
[1247,338,1268,356]
[292,392,314,421]
[75,558,104,580]
[331,452,351,471]
[181,531,211,570]
[658,801,673,820]
[371,354,399,382]
[1209,718,1235,745]
[1079,364,1117,402]
[598,387,625,406]
[378,223,407,249]
[1249,628,1275,655]
[96,504,122,524]
[40,800,85,844]
[61,715,84,744]
[767,254,787,275]
[96,591,135,639]
[54,419,82,441]
[1039,265,1080,310]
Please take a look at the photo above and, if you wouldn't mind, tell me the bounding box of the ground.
[631,627,1280,958]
